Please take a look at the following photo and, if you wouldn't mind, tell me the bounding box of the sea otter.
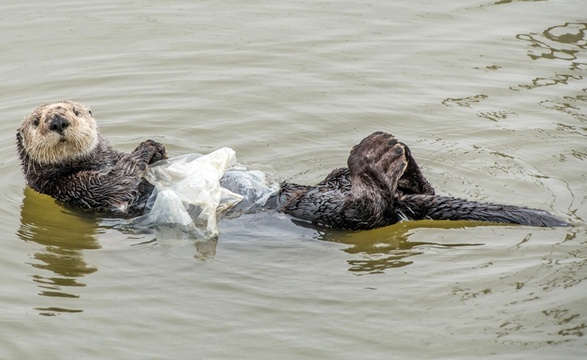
[16,100,567,229]
[16,100,166,217]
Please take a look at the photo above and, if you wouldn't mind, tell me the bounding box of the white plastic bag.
[126,147,278,240]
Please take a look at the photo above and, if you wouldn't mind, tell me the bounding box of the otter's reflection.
[301,219,485,274]
[115,224,218,260]
[17,187,99,316]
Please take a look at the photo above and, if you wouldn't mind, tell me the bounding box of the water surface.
[1,0,586,359]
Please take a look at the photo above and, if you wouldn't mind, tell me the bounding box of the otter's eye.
[73,108,81,116]
[32,118,39,127]
[88,110,92,116]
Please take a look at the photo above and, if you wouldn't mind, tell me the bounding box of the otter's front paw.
[146,140,167,164]
[134,140,168,164]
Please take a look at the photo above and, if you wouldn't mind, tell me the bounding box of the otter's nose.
[49,115,70,134]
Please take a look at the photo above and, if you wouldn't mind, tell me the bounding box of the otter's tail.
[397,194,568,227]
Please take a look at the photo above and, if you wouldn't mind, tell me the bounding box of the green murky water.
[1,1,586,359]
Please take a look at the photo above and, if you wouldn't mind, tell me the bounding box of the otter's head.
[17,100,99,165]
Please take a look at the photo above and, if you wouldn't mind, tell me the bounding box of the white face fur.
[18,100,99,165]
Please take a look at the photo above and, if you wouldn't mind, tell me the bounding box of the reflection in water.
[114,223,219,260]
[516,22,587,128]
[513,22,585,92]
[491,0,547,6]
[309,220,485,274]
[542,88,587,125]
[17,185,219,314]
[476,111,514,122]
[511,73,582,91]
[17,188,100,316]
[442,94,488,108]
[517,22,586,61]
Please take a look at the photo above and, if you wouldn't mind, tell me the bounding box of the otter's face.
[17,100,99,165]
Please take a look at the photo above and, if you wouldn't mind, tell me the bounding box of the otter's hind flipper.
[348,131,434,196]
[278,132,411,229]
[347,131,410,198]
[398,144,435,195]
[279,132,437,230]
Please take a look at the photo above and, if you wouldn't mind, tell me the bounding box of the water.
[1,0,586,359]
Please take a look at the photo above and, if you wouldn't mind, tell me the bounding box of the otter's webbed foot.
[348,131,434,196]
[396,143,434,196]
[280,131,435,230]
[133,140,168,165]
[340,131,438,228]
[347,131,409,197]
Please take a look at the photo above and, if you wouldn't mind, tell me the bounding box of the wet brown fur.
[16,101,567,228]
[16,100,166,216]
[277,132,567,228]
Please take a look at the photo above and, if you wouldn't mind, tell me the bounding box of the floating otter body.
[16,101,567,229]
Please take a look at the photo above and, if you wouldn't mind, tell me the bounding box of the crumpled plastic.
[125,147,279,240]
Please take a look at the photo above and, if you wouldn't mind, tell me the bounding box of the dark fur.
[277,131,567,229]
[16,102,166,217]
[17,103,566,228]
[17,130,166,217]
